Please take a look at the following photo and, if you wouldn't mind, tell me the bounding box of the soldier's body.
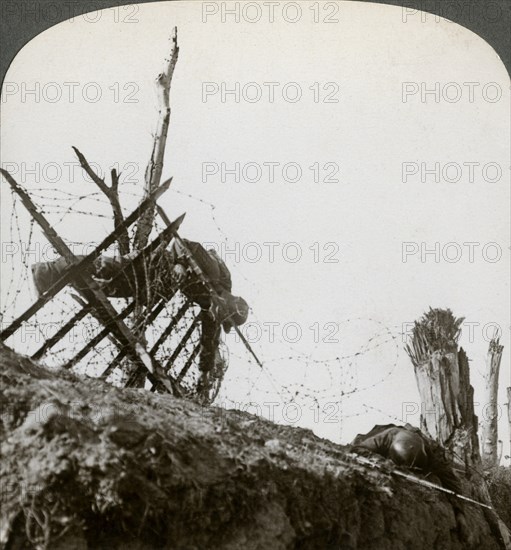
[31,238,249,387]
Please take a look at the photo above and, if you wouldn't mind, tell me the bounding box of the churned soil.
[0,345,503,549]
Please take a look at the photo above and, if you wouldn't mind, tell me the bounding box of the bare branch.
[72,146,130,255]
[111,168,120,193]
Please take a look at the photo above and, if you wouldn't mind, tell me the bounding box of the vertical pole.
[480,338,504,468]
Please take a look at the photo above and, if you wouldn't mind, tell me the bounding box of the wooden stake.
[124,28,179,386]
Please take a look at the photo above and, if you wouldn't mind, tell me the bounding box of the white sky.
[1,1,510,460]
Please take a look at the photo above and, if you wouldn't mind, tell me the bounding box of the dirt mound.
[0,345,504,549]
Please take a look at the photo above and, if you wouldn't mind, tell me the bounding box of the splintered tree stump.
[405,308,480,472]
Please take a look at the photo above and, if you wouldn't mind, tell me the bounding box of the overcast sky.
[1,1,509,459]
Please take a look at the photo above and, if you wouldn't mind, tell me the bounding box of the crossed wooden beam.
[0,169,188,394]
[1,167,263,397]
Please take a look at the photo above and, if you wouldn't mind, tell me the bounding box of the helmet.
[219,292,249,331]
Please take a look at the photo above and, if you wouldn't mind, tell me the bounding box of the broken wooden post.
[124,27,179,386]
[480,338,504,469]
[134,26,179,251]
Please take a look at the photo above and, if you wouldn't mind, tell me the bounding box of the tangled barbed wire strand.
[1,182,410,431]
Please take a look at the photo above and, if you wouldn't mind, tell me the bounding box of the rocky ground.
[0,344,507,549]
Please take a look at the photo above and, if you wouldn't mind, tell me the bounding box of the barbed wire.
[1,179,411,435]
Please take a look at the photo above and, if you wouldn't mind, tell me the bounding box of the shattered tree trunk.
[405,309,481,474]
[480,339,504,469]
[420,348,482,471]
